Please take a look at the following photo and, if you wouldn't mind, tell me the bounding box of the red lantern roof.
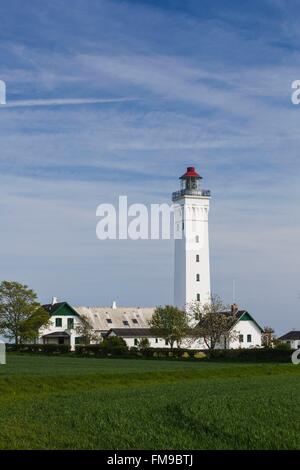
[179,166,202,179]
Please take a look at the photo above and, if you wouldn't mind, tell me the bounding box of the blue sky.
[0,0,299,333]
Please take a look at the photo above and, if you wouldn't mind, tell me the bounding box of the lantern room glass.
[181,176,199,191]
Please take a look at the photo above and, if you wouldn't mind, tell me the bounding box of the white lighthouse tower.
[172,166,211,309]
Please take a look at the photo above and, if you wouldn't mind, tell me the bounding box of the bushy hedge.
[74,346,293,362]
[130,347,293,362]
[5,343,70,354]
[204,348,293,363]
[6,342,294,363]
[75,337,129,357]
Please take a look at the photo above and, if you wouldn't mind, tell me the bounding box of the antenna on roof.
[232,280,236,304]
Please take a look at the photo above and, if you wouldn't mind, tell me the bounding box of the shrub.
[101,336,129,355]
[137,338,151,350]
[75,337,129,357]
[194,351,206,359]
[274,342,291,351]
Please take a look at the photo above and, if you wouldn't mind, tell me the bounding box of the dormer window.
[106,318,112,324]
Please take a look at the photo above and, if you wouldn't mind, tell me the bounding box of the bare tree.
[262,326,276,348]
[187,294,238,350]
[75,315,99,345]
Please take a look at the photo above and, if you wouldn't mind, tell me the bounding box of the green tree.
[101,336,128,355]
[188,295,237,350]
[0,281,49,345]
[149,305,188,349]
[274,341,291,351]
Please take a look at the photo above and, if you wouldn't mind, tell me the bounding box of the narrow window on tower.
[182,222,184,231]
[195,235,199,243]
[196,254,200,262]
[196,293,200,302]
[196,274,200,281]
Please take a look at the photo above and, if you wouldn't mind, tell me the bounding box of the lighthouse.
[172,166,211,309]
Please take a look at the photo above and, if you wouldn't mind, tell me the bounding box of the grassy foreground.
[0,354,299,450]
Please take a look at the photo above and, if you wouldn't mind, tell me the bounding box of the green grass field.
[0,354,299,450]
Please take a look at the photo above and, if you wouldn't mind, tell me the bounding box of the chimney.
[231,303,238,315]
[52,296,58,305]
[112,301,117,309]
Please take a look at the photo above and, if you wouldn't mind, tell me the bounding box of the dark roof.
[107,327,195,338]
[278,331,300,341]
[220,310,263,332]
[42,302,79,317]
[221,310,247,319]
[107,328,154,338]
[43,302,66,314]
[42,331,70,338]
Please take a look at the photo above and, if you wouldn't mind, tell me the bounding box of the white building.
[39,299,156,350]
[39,299,83,351]
[39,299,262,351]
[106,308,262,350]
[38,166,263,350]
[277,331,300,350]
[172,167,211,309]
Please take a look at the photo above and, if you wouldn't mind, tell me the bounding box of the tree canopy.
[149,305,188,349]
[0,281,49,345]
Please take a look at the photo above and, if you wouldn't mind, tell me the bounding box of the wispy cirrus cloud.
[2,97,138,108]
